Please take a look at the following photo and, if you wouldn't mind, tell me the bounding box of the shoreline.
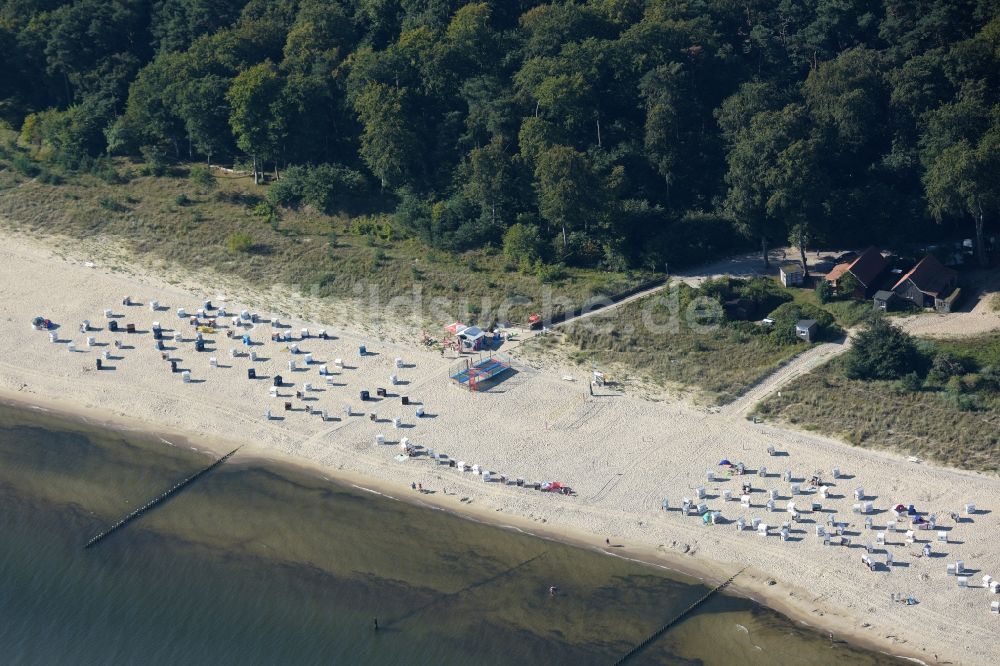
[0,388,924,663]
[1,230,995,665]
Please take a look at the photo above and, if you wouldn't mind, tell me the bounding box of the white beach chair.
[957,560,965,574]
[768,489,778,501]
[876,532,885,546]
[965,503,976,515]
[209,357,217,368]
[304,353,313,365]
[392,417,401,429]
[832,467,841,479]
[695,486,706,499]
[250,351,258,362]
[790,483,800,495]
[766,499,776,512]
[395,357,404,368]
[181,371,191,383]
[735,517,746,531]
[782,470,791,482]
[937,530,948,543]
[947,564,956,575]
[375,434,385,445]
[335,358,344,368]
[288,360,296,371]
[958,577,969,588]
[87,336,95,347]
[751,517,761,530]
[740,494,751,507]
[854,487,864,501]
[150,300,159,311]
[991,601,1000,614]
[757,523,768,537]
[905,530,915,544]
[758,466,767,477]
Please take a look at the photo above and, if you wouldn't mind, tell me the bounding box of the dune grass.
[753,336,1000,472]
[558,285,808,403]
[0,156,648,327]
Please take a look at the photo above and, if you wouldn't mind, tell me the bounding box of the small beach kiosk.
[445,322,488,352]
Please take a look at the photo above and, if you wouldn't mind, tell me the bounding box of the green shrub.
[140,144,168,176]
[503,222,545,268]
[174,194,191,206]
[99,197,126,212]
[189,165,215,190]
[225,232,254,253]
[816,280,833,304]
[767,302,835,345]
[844,316,922,380]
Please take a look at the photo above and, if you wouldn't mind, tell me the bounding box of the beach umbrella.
[719,459,732,466]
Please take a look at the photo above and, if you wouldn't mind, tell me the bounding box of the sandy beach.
[1,231,998,665]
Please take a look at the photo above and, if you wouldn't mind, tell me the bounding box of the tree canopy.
[3,0,998,270]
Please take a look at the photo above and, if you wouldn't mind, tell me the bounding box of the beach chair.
[876,532,885,546]
[992,601,1000,614]
[947,564,956,575]
[782,470,791,482]
[832,467,841,479]
[695,486,706,499]
[790,483,800,495]
[758,466,768,477]
[956,560,965,574]
[766,445,775,456]
[740,494,751,507]
[181,371,191,383]
[854,487,864,500]
[722,489,733,501]
[735,517,745,531]
[766,499,776,512]
[375,434,385,445]
[957,577,969,588]
[757,523,768,537]
[937,530,948,543]
[965,503,976,515]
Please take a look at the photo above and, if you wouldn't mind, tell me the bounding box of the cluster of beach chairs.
[659,448,997,615]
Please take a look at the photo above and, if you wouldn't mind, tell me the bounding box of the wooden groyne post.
[84,446,242,549]
[612,568,745,666]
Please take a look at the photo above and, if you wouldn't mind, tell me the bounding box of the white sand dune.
[1,232,998,665]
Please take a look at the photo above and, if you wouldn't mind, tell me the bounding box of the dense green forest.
[1,0,998,271]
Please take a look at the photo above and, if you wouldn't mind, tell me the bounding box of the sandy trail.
[1,232,998,666]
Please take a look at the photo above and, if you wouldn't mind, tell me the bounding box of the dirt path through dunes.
[719,337,851,417]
